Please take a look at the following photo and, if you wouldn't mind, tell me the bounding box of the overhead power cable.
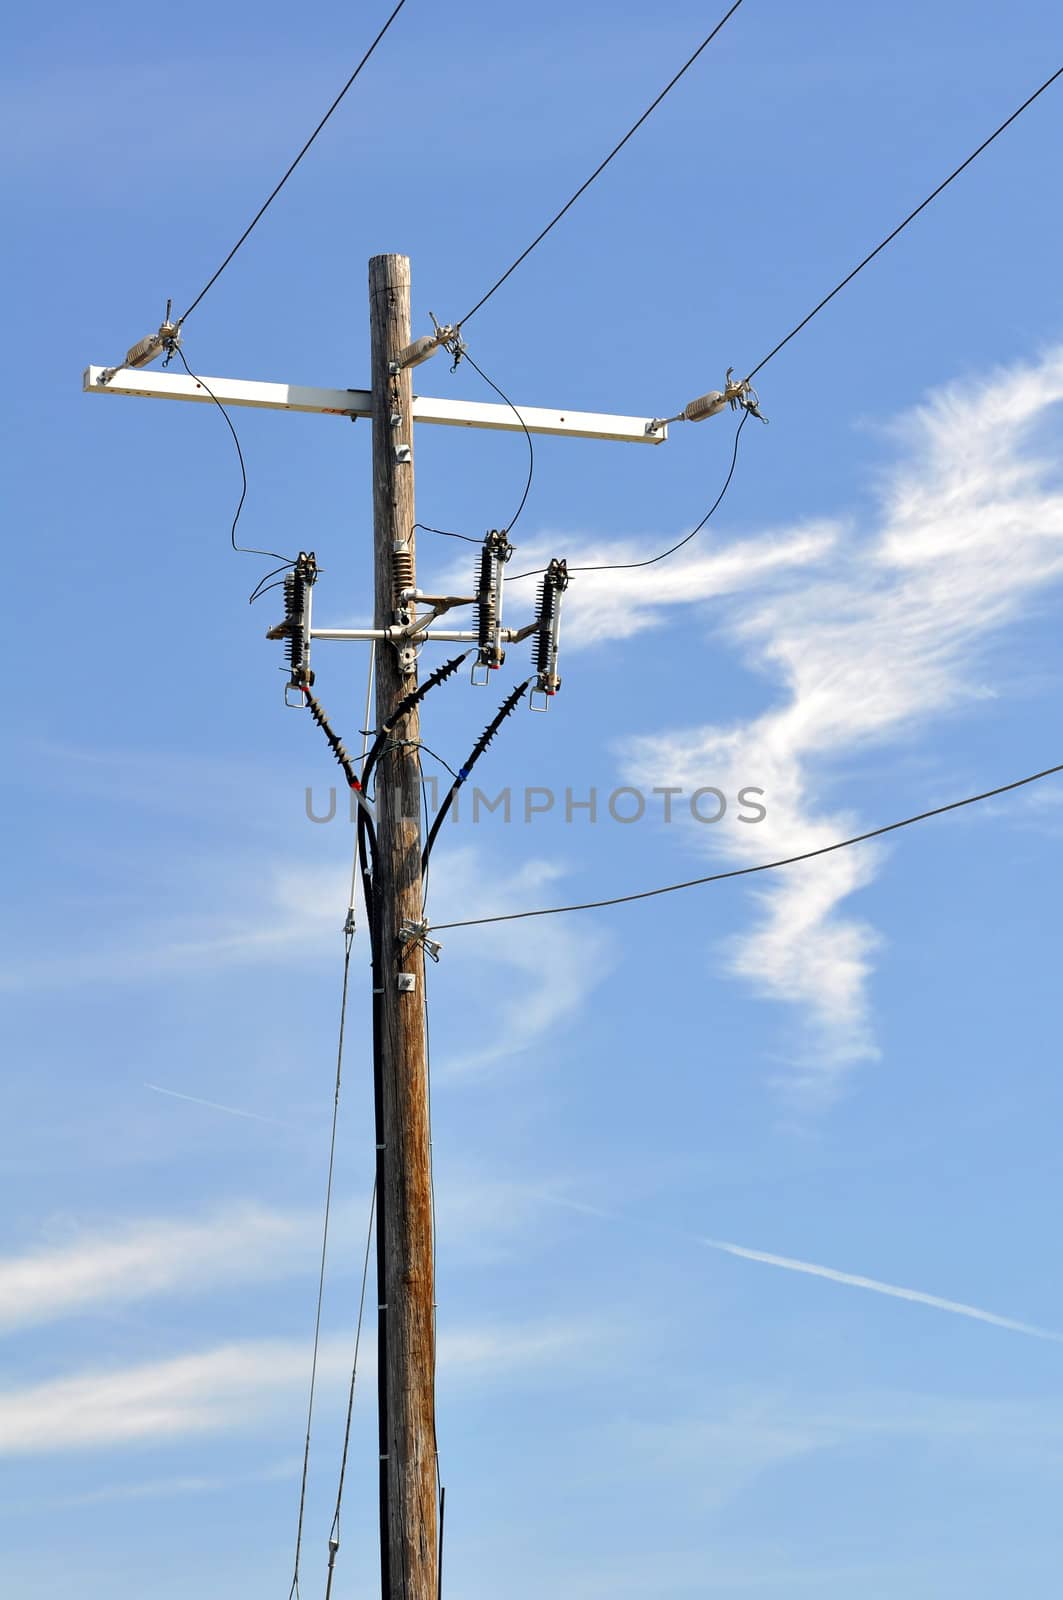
[177,0,410,325]
[422,679,532,869]
[746,62,1063,381]
[428,761,1063,932]
[456,0,748,328]
[507,409,749,585]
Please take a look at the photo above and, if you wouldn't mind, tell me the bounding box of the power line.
[456,0,748,328]
[428,761,1063,932]
[172,346,296,570]
[746,62,1063,382]
[287,928,356,1600]
[459,348,535,537]
[177,0,410,325]
[507,409,749,585]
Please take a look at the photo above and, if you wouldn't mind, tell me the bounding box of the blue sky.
[3,1,1063,1595]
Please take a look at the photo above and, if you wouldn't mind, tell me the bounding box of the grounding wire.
[286,926,355,1600]
[428,761,1063,931]
[323,1180,377,1600]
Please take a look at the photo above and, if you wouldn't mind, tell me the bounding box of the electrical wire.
[172,346,297,569]
[422,680,532,870]
[287,927,356,1600]
[456,0,748,328]
[177,0,410,325]
[746,62,1063,382]
[324,1180,377,1600]
[459,348,535,537]
[507,410,749,585]
[428,761,1063,931]
[414,522,482,546]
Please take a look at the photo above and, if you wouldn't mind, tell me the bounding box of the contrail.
[144,1083,286,1128]
[702,1236,1063,1344]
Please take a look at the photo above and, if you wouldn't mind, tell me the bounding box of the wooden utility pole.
[368,253,437,1600]
[82,267,668,1600]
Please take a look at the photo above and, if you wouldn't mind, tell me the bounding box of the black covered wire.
[507,409,749,585]
[414,521,482,546]
[456,0,748,327]
[428,761,1063,931]
[746,63,1063,382]
[422,680,531,870]
[172,346,296,567]
[287,929,355,1600]
[177,0,410,325]
[459,348,535,538]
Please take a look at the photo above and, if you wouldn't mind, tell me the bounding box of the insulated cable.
[506,410,748,585]
[421,680,532,870]
[172,346,297,570]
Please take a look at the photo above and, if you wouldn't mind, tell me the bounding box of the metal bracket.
[399,918,443,962]
[394,443,412,463]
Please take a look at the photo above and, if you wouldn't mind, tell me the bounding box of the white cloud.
[0,1207,309,1333]
[608,351,1063,1094]
[431,519,836,648]
[0,1320,602,1455]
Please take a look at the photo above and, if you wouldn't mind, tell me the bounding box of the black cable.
[414,522,482,546]
[287,928,355,1600]
[428,761,1063,931]
[172,346,296,567]
[746,63,1063,382]
[422,680,531,870]
[459,349,535,538]
[507,410,749,585]
[456,0,748,328]
[177,0,410,325]
[324,1181,376,1600]
[361,653,470,790]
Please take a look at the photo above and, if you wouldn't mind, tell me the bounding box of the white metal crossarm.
[81,365,668,444]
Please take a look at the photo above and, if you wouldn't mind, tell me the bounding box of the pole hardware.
[266,551,319,699]
[472,529,514,684]
[530,558,569,709]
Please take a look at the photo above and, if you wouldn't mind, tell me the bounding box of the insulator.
[473,530,512,670]
[124,320,179,371]
[683,390,728,423]
[395,334,439,370]
[124,333,163,369]
[272,551,317,688]
[392,542,414,607]
[532,558,568,696]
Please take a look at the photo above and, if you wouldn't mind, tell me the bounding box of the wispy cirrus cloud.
[0,1206,308,1333]
[599,350,1063,1096]
[0,1320,603,1455]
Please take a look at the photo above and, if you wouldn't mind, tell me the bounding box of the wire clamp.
[398,918,443,962]
[430,311,467,373]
